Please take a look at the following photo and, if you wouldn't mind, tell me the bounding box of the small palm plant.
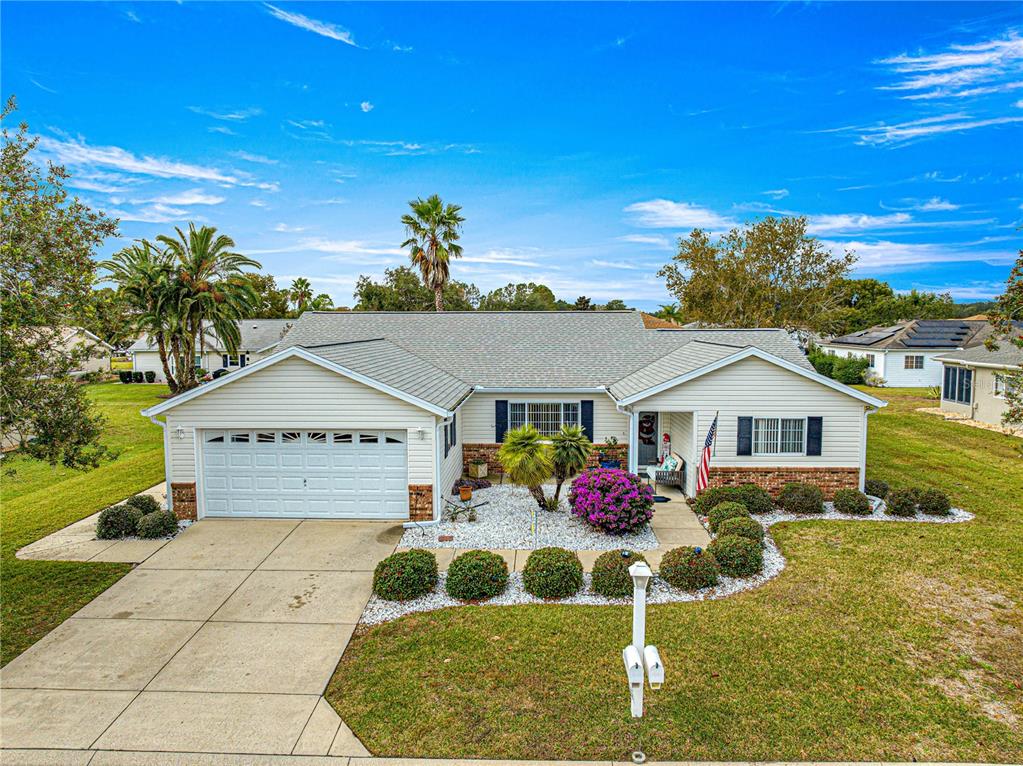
[550,425,593,503]
[497,425,553,510]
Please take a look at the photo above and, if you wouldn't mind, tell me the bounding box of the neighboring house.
[819,319,993,387]
[141,311,885,523]
[127,319,291,382]
[61,327,114,376]
[935,340,1022,429]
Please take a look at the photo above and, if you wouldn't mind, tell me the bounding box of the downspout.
[860,406,878,492]
[402,415,452,529]
[147,414,173,512]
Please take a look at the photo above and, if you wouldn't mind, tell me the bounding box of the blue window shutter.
[451,413,457,447]
[806,417,823,456]
[495,400,508,442]
[444,422,450,458]
[240,354,247,368]
[737,417,753,456]
[222,354,228,368]
[581,400,594,441]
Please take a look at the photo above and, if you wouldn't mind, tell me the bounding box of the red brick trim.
[408,484,433,522]
[463,442,631,475]
[170,482,197,520]
[705,466,859,499]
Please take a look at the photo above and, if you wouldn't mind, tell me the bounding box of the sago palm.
[400,194,465,311]
[550,424,593,503]
[497,425,553,510]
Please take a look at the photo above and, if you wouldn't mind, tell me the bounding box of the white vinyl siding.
[635,357,867,468]
[460,392,628,443]
[164,356,436,490]
[439,419,463,502]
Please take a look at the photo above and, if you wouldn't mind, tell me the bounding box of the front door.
[637,412,659,466]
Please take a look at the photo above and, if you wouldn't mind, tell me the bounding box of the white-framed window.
[508,401,580,436]
[904,355,924,370]
[943,365,972,404]
[993,372,1015,399]
[194,354,203,368]
[753,417,805,456]
[865,353,875,367]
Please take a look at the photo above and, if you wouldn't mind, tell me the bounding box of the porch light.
[174,425,186,440]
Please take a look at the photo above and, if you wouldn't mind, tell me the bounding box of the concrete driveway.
[1,518,404,760]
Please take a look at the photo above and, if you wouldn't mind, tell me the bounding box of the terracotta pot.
[459,485,473,502]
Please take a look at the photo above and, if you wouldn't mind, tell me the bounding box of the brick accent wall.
[170,482,197,520]
[463,442,631,475]
[705,466,859,499]
[408,484,434,522]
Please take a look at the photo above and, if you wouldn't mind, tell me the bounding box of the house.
[819,319,993,387]
[140,311,886,523]
[127,319,291,382]
[60,327,114,376]
[935,340,1022,430]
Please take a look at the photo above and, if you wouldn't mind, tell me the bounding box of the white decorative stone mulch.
[399,483,660,551]
[363,496,973,626]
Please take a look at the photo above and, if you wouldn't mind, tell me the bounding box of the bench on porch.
[644,453,686,495]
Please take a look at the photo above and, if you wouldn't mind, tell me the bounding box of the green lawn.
[328,388,1023,763]
[1,383,168,665]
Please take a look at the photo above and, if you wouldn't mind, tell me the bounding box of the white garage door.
[201,429,409,519]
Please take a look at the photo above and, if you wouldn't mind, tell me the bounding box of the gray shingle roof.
[127,319,292,353]
[934,342,1023,369]
[282,311,813,395]
[608,340,746,400]
[306,339,472,411]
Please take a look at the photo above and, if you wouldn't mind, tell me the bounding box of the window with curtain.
[508,401,580,436]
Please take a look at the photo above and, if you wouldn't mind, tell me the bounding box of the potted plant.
[459,484,473,502]
[598,436,621,469]
[468,458,488,479]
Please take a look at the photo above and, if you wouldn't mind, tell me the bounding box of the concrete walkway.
[2,518,403,759]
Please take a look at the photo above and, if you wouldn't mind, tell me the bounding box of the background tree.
[289,277,313,314]
[654,303,685,325]
[985,248,1023,427]
[600,298,629,311]
[353,266,478,311]
[573,296,593,311]
[658,216,855,333]
[1,97,116,467]
[401,194,465,311]
[80,286,137,348]
[479,283,559,311]
[246,274,292,318]
[309,293,334,310]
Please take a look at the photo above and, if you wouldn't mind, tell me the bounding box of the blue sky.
[3,2,1021,310]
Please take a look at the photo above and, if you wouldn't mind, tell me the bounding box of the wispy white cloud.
[108,203,191,224]
[896,281,1008,300]
[188,106,262,122]
[820,238,1017,270]
[360,101,374,113]
[590,259,645,270]
[853,112,1023,146]
[248,238,405,258]
[882,196,961,212]
[309,197,348,206]
[250,199,269,208]
[230,150,278,165]
[616,234,673,250]
[124,10,141,23]
[287,119,326,130]
[391,43,413,53]
[806,212,912,235]
[142,189,226,206]
[624,199,736,231]
[264,3,358,47]
[29,78,58,94]
[36,134,278,191]
[208,126,237,136]
[461,249,544,268]
[273,223,306,233]
[761,188,790,200]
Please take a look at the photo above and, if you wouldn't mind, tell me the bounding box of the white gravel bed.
[364,496,972,626]
[400,483,659,551]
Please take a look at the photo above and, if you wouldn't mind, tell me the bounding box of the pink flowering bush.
[568,468,655,534]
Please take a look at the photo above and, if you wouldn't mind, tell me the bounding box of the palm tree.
[290,277,313,313]
[157,224,260,390]
[497,425,553,510]
[550,425,593,503]
[401,194,465,311]
[655,303,685,325]
[102,241,182,391]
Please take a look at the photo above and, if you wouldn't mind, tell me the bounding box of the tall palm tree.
[497,425,553,510]
[550,425,593,503]
[401,194,465,311]
[655,303,685,325]
[102,241,182,391]
[290,277,313,314]
[156,224,260,390]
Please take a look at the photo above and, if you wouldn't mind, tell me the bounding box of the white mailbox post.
[621,559,663,718]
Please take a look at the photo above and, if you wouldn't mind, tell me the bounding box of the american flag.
[696,414,718,494]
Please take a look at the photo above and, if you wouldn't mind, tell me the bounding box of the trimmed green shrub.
[118,370,132,384]
[95,505,141,539]
[735,483,775,514]
[132,371,144,383]
[864,479,889,499]
[709,535,763,577]
[660,546,720,590]
[590,550,648,598]
[779,483,824,514]
[885,488,918,517]
[707,501,749,532]
[137,510,178,539]
[144,370,156,383]
[373,549,438,601]
[692,486,743,516]
[918,488,952,516]
[832,355,870,384]
[716,515,765,545]
[124,494,161,515]
[523,547,583,599]
[833,488,872,516]
[446,550,509,601]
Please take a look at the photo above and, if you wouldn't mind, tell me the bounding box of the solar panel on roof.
[904,339,961,347]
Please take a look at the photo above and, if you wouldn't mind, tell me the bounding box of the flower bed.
[399,484,659,551]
